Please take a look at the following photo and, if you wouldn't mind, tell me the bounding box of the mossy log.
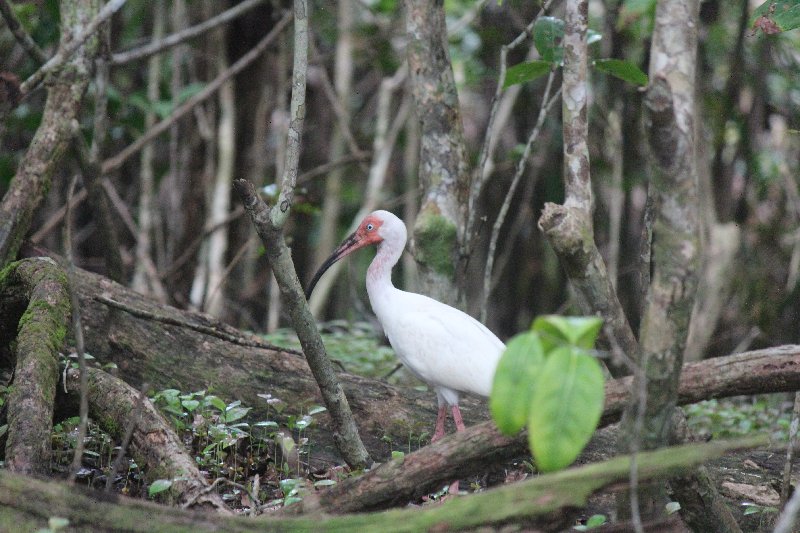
[4,256,800,514]
[0,258,70,475]
[0,437,766,532]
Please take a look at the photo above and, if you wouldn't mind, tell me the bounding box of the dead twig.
[0,0,47,63]
[19,0,127,97]
[101,10,293,174]
[64,175,90,484]
[111,0,267,65]
[94,295,300,355]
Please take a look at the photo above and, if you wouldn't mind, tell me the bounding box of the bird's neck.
[366,239,403,305]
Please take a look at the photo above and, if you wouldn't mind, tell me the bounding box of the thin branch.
[307,69,409,315]
[480,75,559,323]
[466,0,555,256]
[536,0,636,378]
[774,471,800,533]
[270,1,308,229]
[64,175,89,484]
[105,382,149,492]
[111,0,267,65]
[0,0,47,63]
[94,295,300,355]
[309,37,368,168]
[18,0,127,97]
[206,239,255,311]
[780,391,800,506]
[296,153,371,184]
[101,10,293,174]
[161,206,244,281]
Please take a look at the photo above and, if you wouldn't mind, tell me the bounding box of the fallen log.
[7,255,799,514]
[297,345,800,513]
[0,258,70,475]
[0,436,767,532]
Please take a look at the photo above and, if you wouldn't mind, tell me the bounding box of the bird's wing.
[383,292,505,398]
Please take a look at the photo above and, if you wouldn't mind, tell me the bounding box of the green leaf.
[751,0,800,33]
[533,16,564,63]
[490,332,546,435]
[223,406,251,423]
[307,405,327,415]
[206,395,227,411]
[391,450,405,462]
[593,59,648,86]
[528,348,605,472]
[503,60,552,89]
[181,399,200,411]
[532,315,604,350]
[148,479,173,497]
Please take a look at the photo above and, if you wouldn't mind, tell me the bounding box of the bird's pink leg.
[447,405,466,495]
[451,405,466,432]
[431,405,448,443]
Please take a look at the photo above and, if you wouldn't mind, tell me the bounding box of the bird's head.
[305,210,406,299]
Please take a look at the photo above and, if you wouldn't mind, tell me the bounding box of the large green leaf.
[503,60,552,89]
[751,0,800,33]
[528,347,605,472]
[533,16,565,63]
[489,332,545,435]
[594,59,648,86]
[531,315,604,351]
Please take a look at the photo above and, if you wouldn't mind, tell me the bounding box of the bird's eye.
[366,223,374,231]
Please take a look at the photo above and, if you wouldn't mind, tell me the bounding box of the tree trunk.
[0,0,101,265]
[404,0,471,309]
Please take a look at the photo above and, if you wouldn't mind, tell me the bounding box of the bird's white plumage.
[363,210,505,407]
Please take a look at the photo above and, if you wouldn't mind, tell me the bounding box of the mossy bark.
[0,0,101,265]
[0,436,765,532]
[404,0,471,309]
[0,258,71,475]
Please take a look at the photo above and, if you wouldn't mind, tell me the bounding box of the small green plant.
[574,514,607,531]
[148,387,332,509]
[490,316,605,472]
[741,502,778,516]
[684,396,792,441]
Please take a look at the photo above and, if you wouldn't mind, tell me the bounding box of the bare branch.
[234,179,372,468]
[64,175,90,484]
[480,75,560,323]
[18,0,127,97]
[110,0,267,65]
[467,0,555,255]
[0,0,47,63]
[270,1,308,229]
[101,10,293,174]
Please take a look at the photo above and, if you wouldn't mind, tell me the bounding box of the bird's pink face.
[353,214,385,247]
[305,214,385,298]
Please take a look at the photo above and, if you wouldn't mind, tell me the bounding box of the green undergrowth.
[263,320,421,387]
[683,394,794,441]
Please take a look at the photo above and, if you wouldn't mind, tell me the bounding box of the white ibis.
[306,210,505,442]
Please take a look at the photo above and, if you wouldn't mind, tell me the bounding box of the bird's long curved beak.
[305,231,367,299]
